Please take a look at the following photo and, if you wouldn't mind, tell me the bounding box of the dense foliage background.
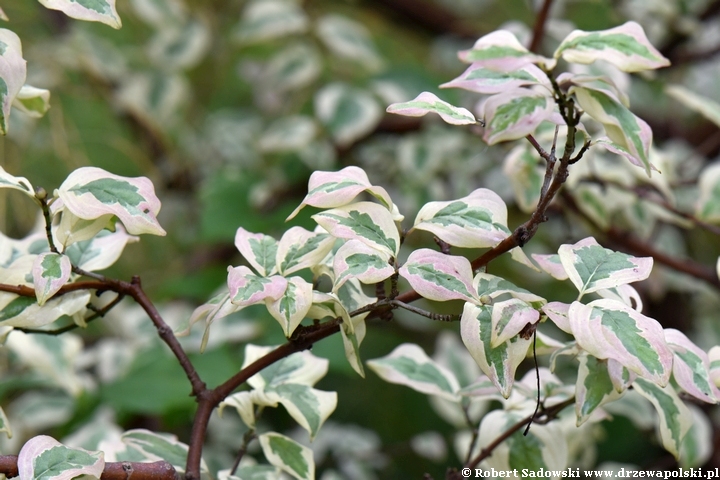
[2,0,720,478]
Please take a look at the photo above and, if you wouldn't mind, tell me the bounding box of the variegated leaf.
[460,303,532,398]
[680,406,713,468]
[259,116,317,153]
[277,227,335,276]
[32,252,71,306]
[665,329,719,404]
[554,21,670,72]
[0,29,27,135]
[558,236,652,297]
[219,391,256,429]
[120,429,195,473]
[315,14,382,71]
[572,86,653,176]
[398,249,477,303]
[607,358,635,393]
[458,30,555,70]
[531,254,569,280]
[228,266,287,306]
[234,228,278,277]
[332,239,394,291]
[315,82,381,146]
[18,435,104,480]
[265,43,321,93]
[57,167,166,236]
[147,19,210,71]
[595,137,657,174]
[557,72,629,107]
[503,145,544,213]
[336,278,374,376]
[39,0,121,28]
[0,290,89,329]
[244,345,329,390]
[575,353,624,426]
[0,165,33,197]
[490,298,539,347]
[258,432,314,480]
[696,163,720,223]
[266,276,313,337]
[258,385,337,440]
[633,378,692,459]
[482,88,554,144]
[13,85,50,118]
[64,227,138,272]
[542,301,571,333]
[53,201,113,248]
[412,189,510,248]
[288,166,392,220]
[441,63,549,94]
[312,201,399,256]
[667,85,720,129]
[473,272,546,308]
[568,299,672,386]
[386,91,477,126]
[433,331,480,389]
[367,343,460,401]
[596,284,643,311]
[235,0,308,44]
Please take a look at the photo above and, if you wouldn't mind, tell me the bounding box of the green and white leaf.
[0,29,27,135]
[315,82,382,147]
[332,239,394,292]
[665,328,719,404]
[315,14,382,71]
[530,254,568,281]
[387,91,477,125]
[218,391,256,429]
[121,429,196,472]
[336,278,373,376]
[244,345,329,390]
[227,265,288,306]
[542,301,571,333]
[313,201,399,256]
[0,165,34,197]
[13,84,50,118]
[259,116,317,153]
[258,432,314,480]
[288,166,393,220]
[220,465,279,480]
[0,290,90,329]
[412,188,510,248]
[503,145,544,213]
[147,19,210,71]
[575,353,624,426]
[633,378,692,459]
[568,299,673,386]
[264,43,321,92]
[572,86,654,175]
[696,163,720,223]
[667,85,720,129]
[558,72,630,107]
[53,201,113,248]
[57,166,166,236]
[18,435,104,480]
[266,276,313,337]
[607,358,636,393]
[235,0,308,44]
[254,385,337,440]
[441,63,549,94]
[114,72,188,130]
[39,0,121,28]
[433,331,480,389]
[128,0,187,28]
[680,406,713,468]
[367,343,460,401]
[473,272,546,308]
[554,21,670,72]
[32,252,71,306]
[482,88,554,144]
[460,303,532,398]
[490,298,539,347]
[458,30,555,70]
[558,236,653,298]
[398,248,478,303]
[64,227,138,272]
[234,227,278,277]
[277,227,335,276]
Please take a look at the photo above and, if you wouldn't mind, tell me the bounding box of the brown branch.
[529,0,555,53]
[0,457,178,480]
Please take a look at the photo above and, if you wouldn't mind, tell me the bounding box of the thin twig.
[523,328,541,436]
[529,0,555,53]
[392,300,456,322]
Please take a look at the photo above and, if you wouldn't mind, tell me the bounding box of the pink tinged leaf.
[607,358,635,393]
[440,63,550,94]
[596,284,643,312]
[332,239,394,291]
[558,236,653,297]
[39,0,121,29]
[554,21,670,73]
[32,253,71,306]
[18,435,105,480]
[460,303,531,398]
[57,167,166,236]
[531,254,569,280]
[709,346,720,387]
[277,226,335,276]
[234,227,278,277]
[312,201,400,256]
[482,88,554,145]
[0,29,27,136]
[386,91,476,125]
[595,138,659,174]
[457,30,555,70]
[0,166,33,197]
[227,266,288,306]
[490,298,539,347]
[266,276,313,337]
[665,329,720,404]
[412,188,509,248]
[569,299,673,386]
[398,249,478,303]
[557,72,630,107]
[571,87,654,176]
[542,302,571,334]
[287,166,393,220]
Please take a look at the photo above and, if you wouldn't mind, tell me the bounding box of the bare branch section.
[0,457,178,480]
[529,0,555,53]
